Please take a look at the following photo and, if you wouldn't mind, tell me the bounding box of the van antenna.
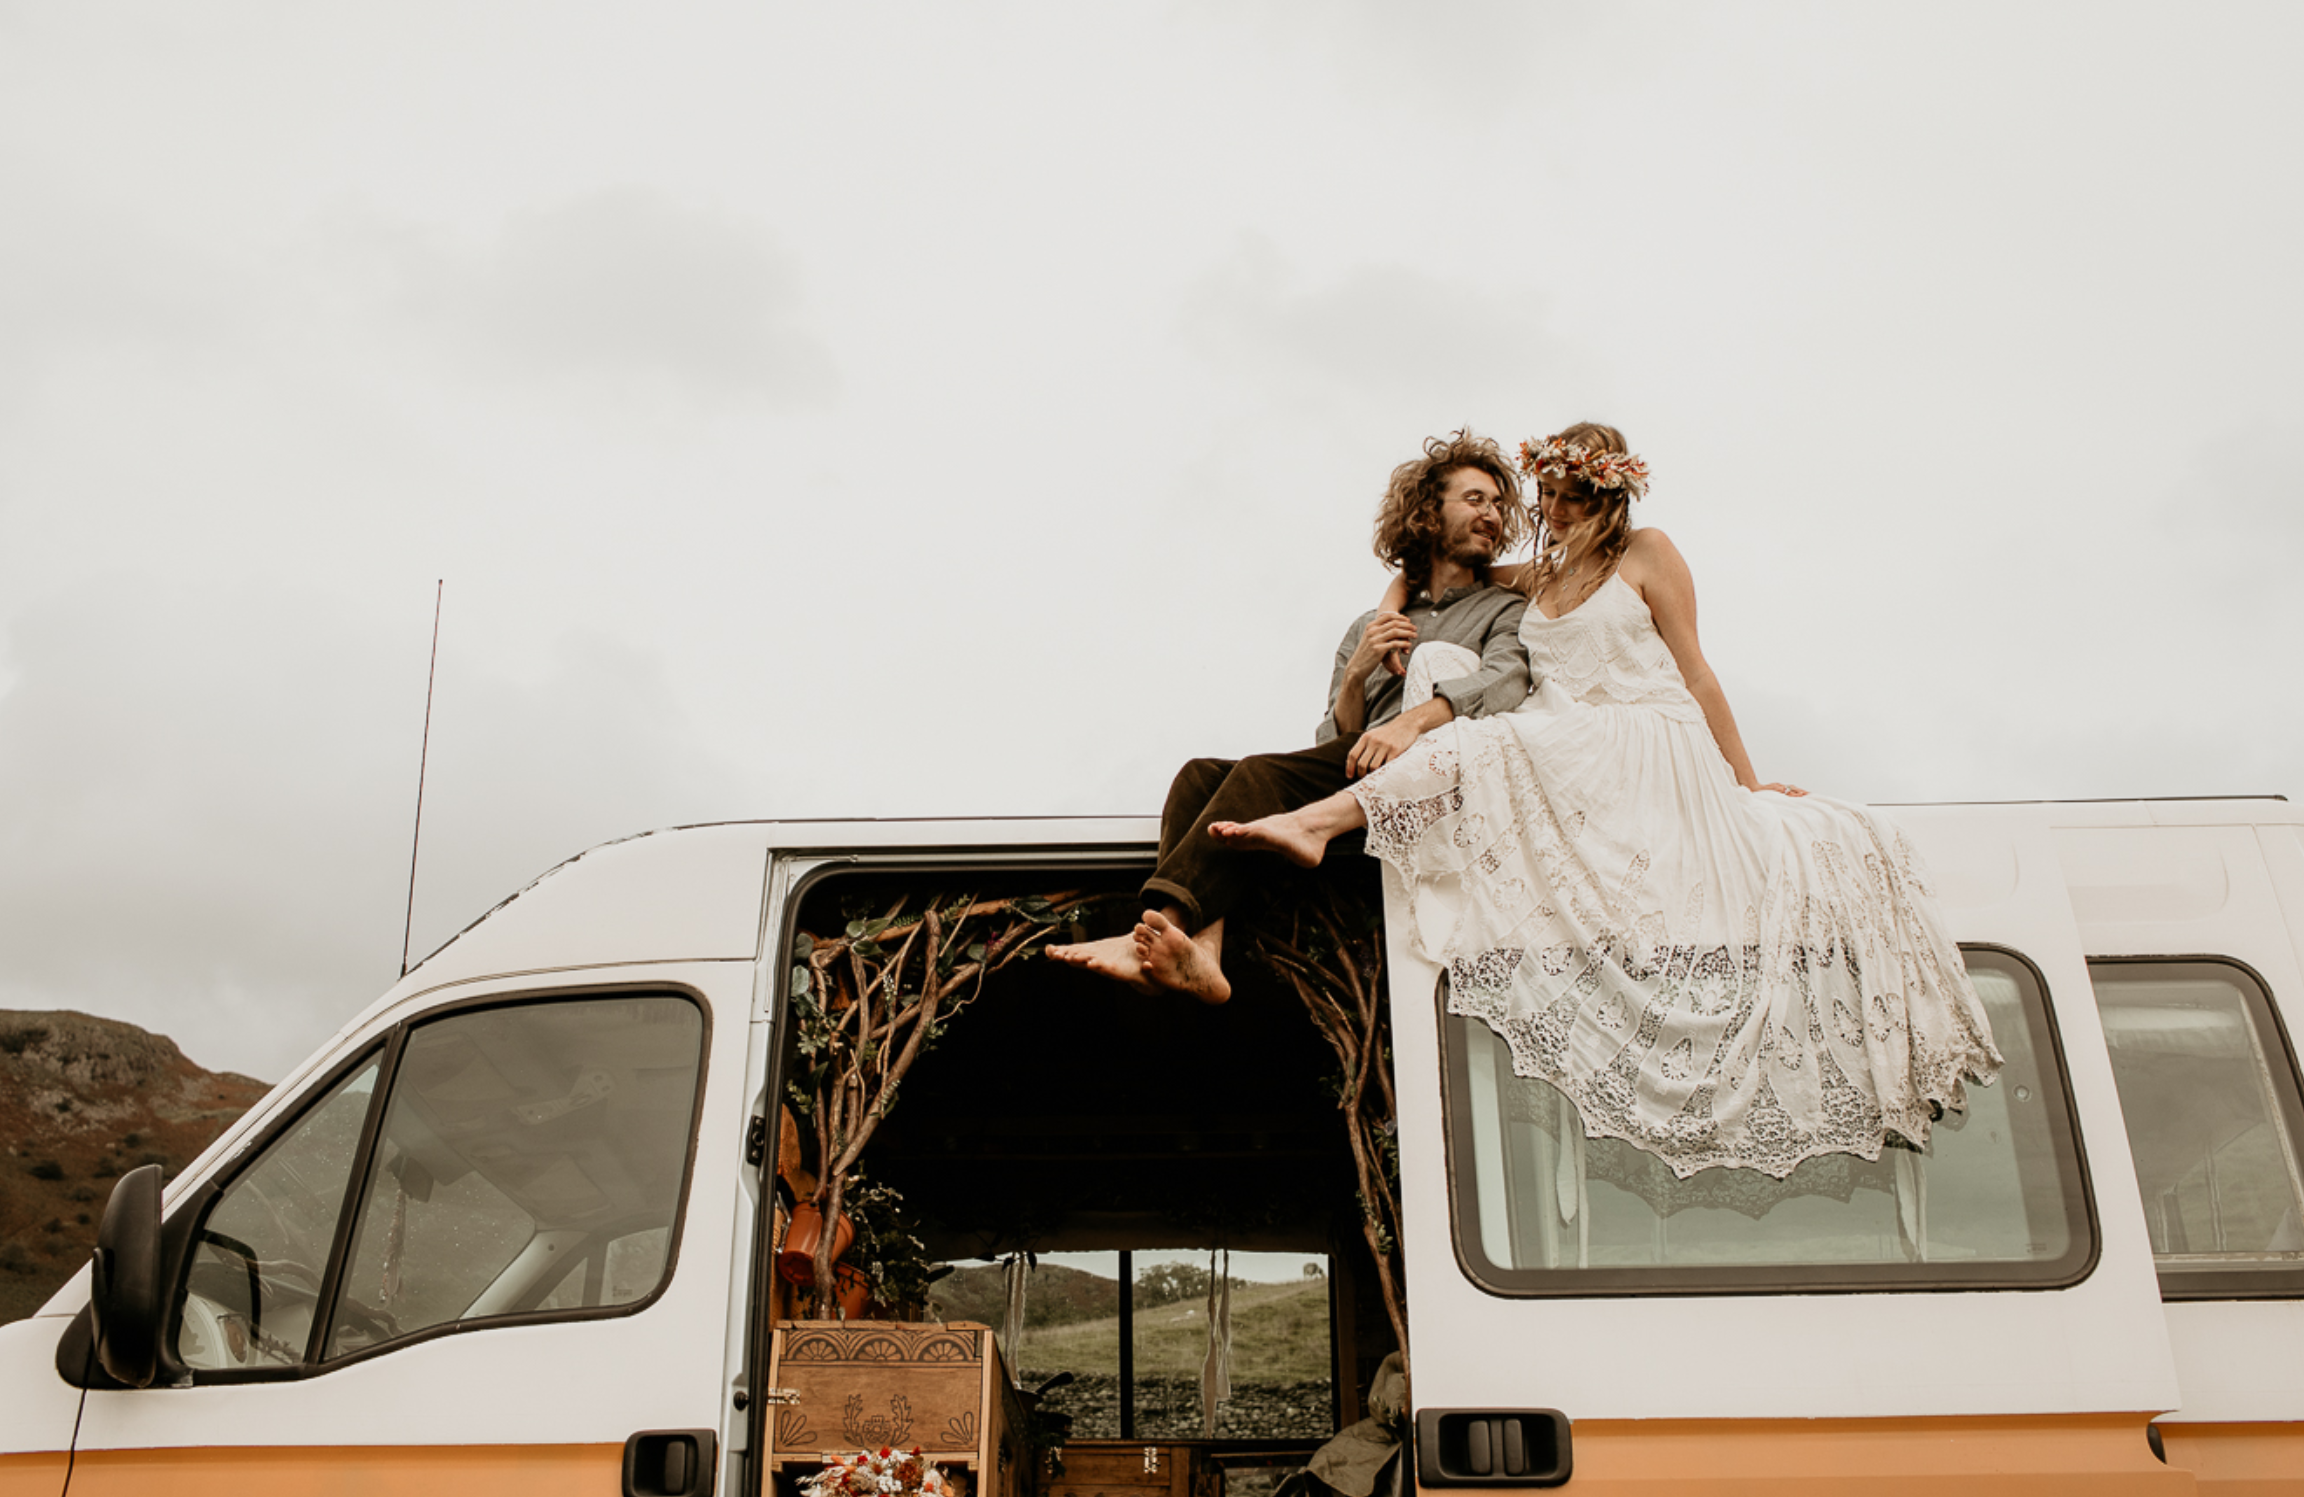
[400,580,444,979]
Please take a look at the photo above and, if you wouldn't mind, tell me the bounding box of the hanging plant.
[842,1175,938,1317]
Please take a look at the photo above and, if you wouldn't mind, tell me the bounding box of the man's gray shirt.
[1314,583,1533,744]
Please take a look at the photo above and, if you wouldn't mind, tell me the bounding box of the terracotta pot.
[833,1262,873,1320]
[777,1203,855,1284]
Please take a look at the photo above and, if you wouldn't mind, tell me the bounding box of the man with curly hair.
[1049,429,1534,1003]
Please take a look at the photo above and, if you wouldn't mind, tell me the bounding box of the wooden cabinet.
[1042,1441,1211,1497]
[764,1321,1029,1497]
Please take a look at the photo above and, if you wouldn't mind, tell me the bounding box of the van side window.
[320,995,706,1361]
[175,1054,381,1371]
[1441,948,2095,1293]
[2089,960,2304,1298]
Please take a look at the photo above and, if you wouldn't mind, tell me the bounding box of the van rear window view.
[2091,959,2304,1299]
[1440,948,2096,1293]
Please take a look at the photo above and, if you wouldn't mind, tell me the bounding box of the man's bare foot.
[1045,933,1160,996]
[1132,911,1231,1005]
[1208,809,1328,869]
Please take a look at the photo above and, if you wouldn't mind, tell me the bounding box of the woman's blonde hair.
[1371,428,1529,595]
[1522,421,1634,609]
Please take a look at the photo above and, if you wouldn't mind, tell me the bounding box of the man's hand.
[1346,611,1418,685]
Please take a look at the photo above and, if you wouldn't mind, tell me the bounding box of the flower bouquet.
[803,1447,950,1497]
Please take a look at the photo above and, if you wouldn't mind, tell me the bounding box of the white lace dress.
[1357,574,2001,1179]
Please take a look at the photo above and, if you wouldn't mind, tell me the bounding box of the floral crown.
[1517,436,1651,501]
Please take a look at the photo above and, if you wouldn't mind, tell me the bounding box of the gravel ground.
[1023,1371,1334,1442]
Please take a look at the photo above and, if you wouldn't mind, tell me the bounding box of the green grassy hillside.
[1003,1275,1330,1384]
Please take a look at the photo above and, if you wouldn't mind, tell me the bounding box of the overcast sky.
[3,2,2299,1082]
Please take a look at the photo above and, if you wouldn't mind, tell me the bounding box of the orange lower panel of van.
[0,1452,69,1497]
[2155,1423,2304,1495]
[38,1443,624,1495]
[1530,1413,2192,1494]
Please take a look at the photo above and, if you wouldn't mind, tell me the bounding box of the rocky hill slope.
[0,1010,269,1324]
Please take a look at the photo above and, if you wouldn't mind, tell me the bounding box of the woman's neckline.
[1531,568,1628,622]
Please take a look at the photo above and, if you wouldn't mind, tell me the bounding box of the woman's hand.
[1756,782,1808,797]
[1375,574,1413,674]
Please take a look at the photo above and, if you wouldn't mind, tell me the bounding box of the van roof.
[332,796,2296,1067]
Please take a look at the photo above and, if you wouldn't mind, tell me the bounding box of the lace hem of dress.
[1358,723,2001,1180]
[1448,936,1994,1179]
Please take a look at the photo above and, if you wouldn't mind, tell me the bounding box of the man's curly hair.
[1372,428,1529,595]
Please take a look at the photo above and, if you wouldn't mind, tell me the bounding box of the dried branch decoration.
[1242,876,1408,1375]
[787,891,1108,1313]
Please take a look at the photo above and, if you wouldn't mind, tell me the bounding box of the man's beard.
[1446,527,1498,574]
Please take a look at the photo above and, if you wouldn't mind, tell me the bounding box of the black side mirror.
[88,1164,165,1388]
[57,1172,217,1390]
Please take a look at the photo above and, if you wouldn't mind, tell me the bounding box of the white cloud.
[0,182,241,408]
[1181,239,1581,413]
[0,581,747,1079]
[396,188,837,400]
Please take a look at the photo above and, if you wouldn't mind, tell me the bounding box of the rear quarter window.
[1441,947,2096,1294]
[2090,958,2304,1299]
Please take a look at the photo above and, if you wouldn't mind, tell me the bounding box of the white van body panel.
[2056,804,2304,1425]
[1389,802,2187,1422]
[407,823,775,987]
[9,801,2302,1484]
[0,1314,88,1453]
[59,959,751,1455]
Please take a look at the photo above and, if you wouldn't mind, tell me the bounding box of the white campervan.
[3,797,2301,1496]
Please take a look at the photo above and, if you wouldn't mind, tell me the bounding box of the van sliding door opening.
[770,864,1393,1481]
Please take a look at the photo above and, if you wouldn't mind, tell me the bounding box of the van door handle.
[1414,1409,1571,1487]
[624,1429,718,1497]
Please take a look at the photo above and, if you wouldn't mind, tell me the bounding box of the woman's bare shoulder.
[1624,526,1680,561]
[1619,526,1690,584]
[1612,525,1704,608]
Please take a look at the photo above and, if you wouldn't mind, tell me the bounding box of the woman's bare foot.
[1045,933,1160,996]
[1208,809,1329,868]
[1132,910,1231,1005]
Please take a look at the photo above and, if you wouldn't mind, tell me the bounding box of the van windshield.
[1441,948,2095,1292]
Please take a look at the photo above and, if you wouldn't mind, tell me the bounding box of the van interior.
[775,864,1399,1490]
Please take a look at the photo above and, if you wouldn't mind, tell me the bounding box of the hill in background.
[0,1010,269,1324]
[931,1260,1124,1329]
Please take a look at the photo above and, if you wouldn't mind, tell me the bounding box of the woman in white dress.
[1215,423,2000,1180]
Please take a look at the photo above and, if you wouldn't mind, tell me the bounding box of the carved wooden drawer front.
[1044,1441,1197,1497]
[765,1321,1025,1497]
